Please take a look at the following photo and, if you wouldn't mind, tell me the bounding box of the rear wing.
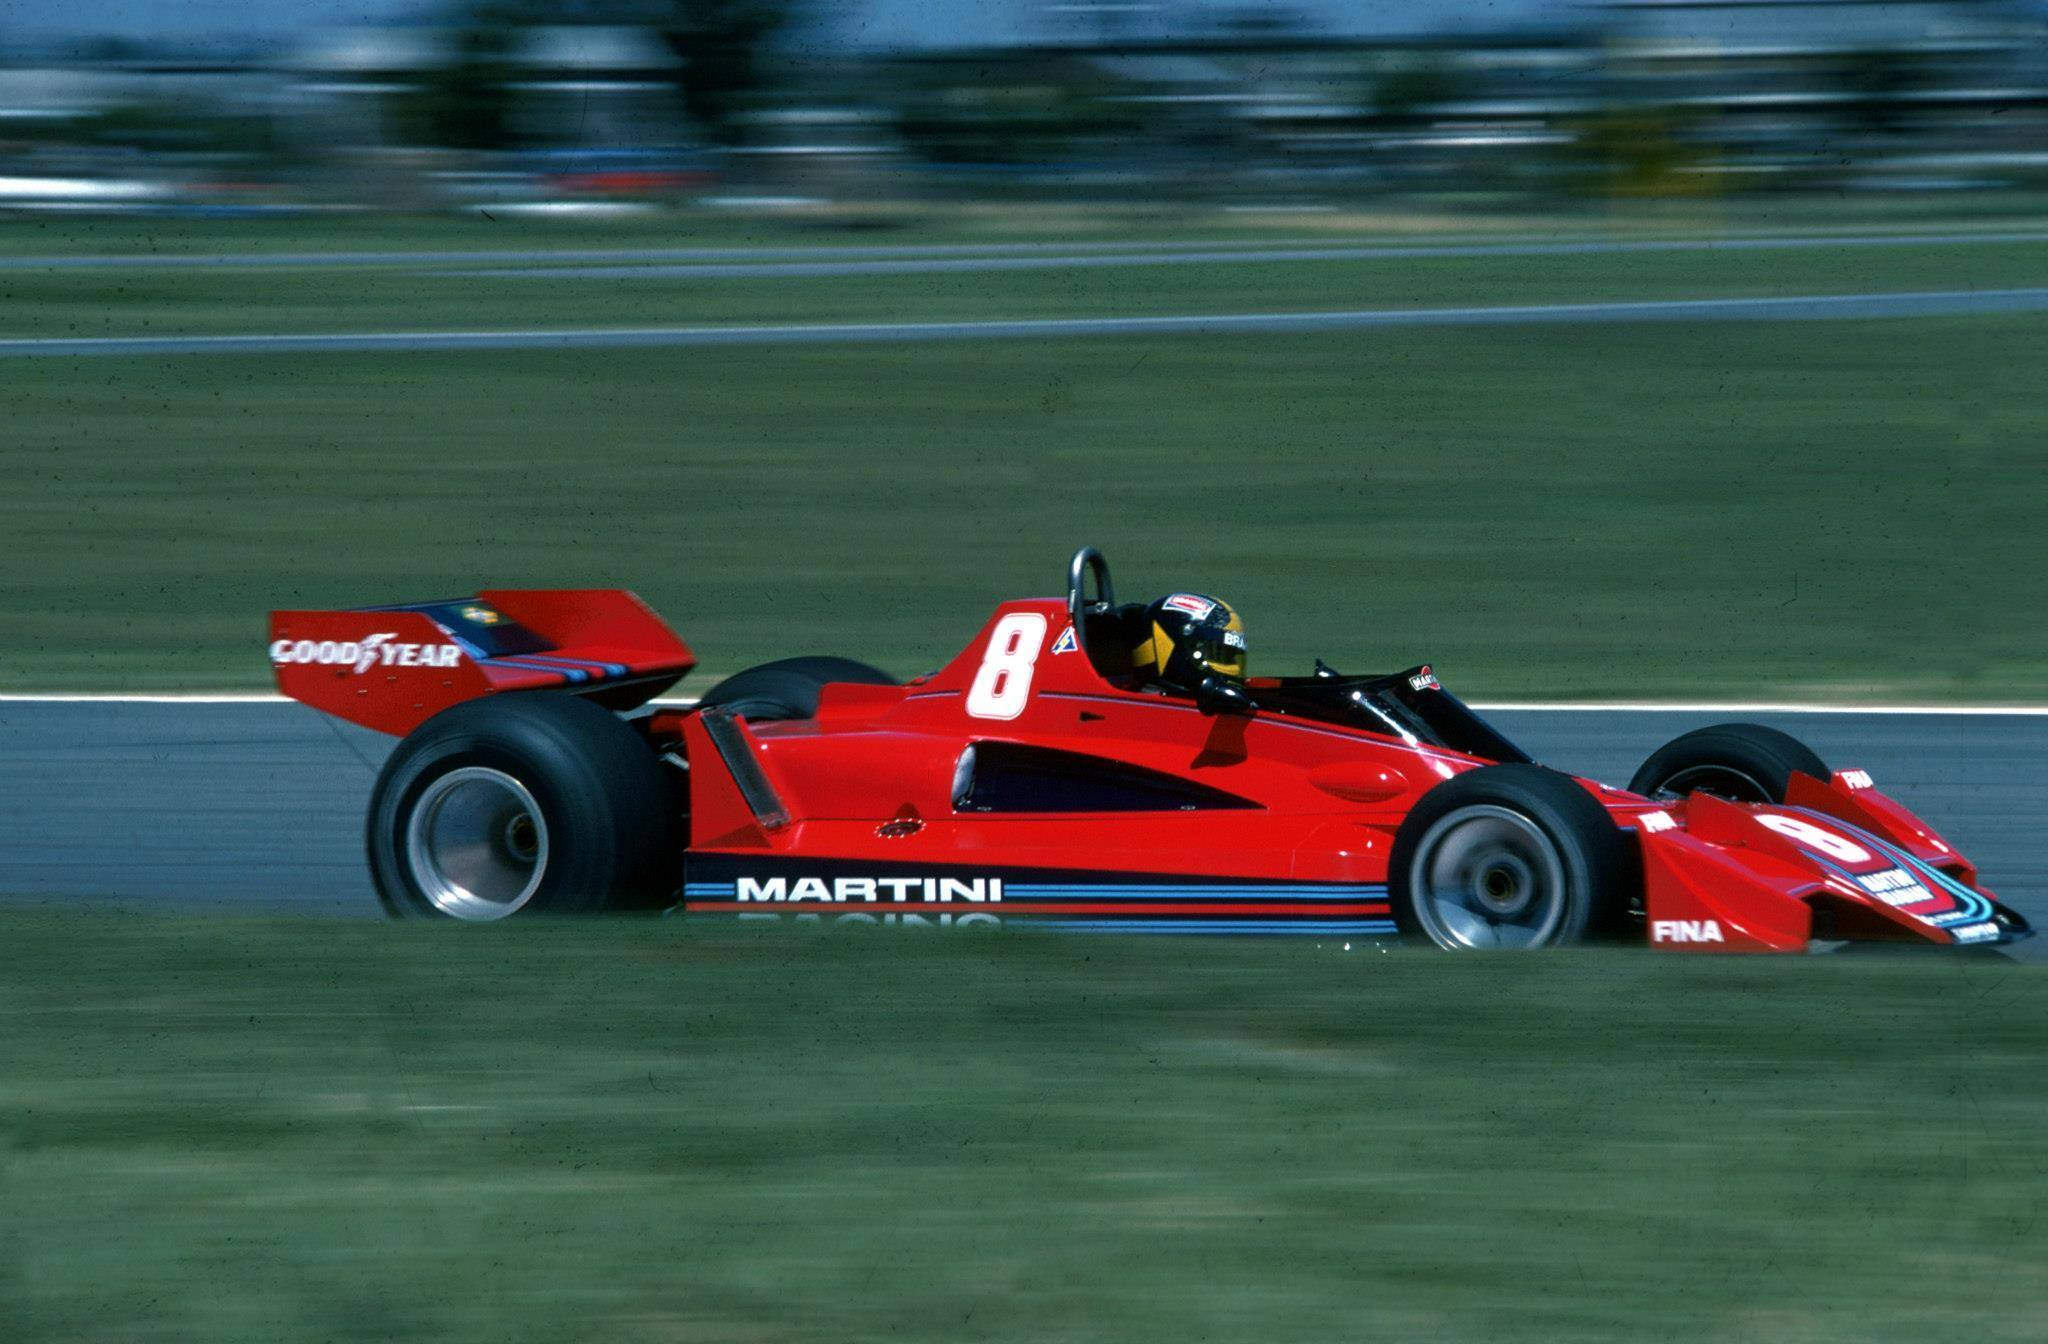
[269,589,694,735]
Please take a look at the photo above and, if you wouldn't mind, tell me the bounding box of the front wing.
[1634,770,2030,952]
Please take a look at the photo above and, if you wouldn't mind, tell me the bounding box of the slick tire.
[1628,723,1830,805]
[1389,764,1631,950]
[695,656,896,722]
[367,692,677,920]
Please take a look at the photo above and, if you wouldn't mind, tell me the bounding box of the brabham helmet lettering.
[1137,592,1247,686]
[269,634,463,673]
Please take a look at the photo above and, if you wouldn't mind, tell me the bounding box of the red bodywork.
[272,591,2023,951]
[270,589,694,736]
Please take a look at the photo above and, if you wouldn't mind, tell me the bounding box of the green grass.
[4,191,2046,258]
[3,913,2043,1344]
[3,311,2045,697]
[0,207,1411,264]
[2,236,2045,339]
[0,208,1156,258]
[0,215,2044,697]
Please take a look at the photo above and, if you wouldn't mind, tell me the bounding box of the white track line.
[0,692,288,703]
[9,287,2048,359]
[9,226,2048,272]
[453,230,2048,281]
[5,692,2048,715]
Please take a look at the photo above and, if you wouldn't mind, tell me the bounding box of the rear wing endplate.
[269,588,694,736]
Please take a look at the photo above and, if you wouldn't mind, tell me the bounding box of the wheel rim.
[404,767,549,920]
[1408,805,1570,950]
[1656,764,1771,803]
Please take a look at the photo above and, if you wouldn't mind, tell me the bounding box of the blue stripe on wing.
[1037,919,1397,935]
[1781,806,1995,928]
[478,656,585,683]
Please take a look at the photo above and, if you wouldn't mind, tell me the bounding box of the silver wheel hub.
[1658,764,1769,803]
[1409,804,1569,950]
[1474,855,1536,918]
[404,767,549,920]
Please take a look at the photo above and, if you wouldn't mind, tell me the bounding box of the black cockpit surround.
[1246,665,1532,765]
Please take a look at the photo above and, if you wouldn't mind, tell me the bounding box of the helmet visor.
[1192,625,1247,679]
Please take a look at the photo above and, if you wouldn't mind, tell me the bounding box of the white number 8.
[1756,814,1872,864]
[966,613,1047,720]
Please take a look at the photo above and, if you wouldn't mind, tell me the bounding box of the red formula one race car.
[270,549,2030,952]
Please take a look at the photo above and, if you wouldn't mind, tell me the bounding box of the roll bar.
[1066,546,1115,661]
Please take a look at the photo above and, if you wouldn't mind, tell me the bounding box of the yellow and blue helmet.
[1134,593,1247,689]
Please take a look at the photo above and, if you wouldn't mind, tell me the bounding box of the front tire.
[1389,764,1630,949]
[367,693,677,920]
[1627,723,1829,804]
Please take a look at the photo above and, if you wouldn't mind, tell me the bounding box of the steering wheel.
[1066,546,1115,662]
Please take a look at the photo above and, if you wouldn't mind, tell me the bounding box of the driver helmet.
[1133,593,1247,690]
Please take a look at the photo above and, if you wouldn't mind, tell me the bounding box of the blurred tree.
[1219,7,1313,39]
[396,0,800,151]
[653,1,803,147]
[400,0,526,151]
[79,36,146,64]
[80,101,283,158]
[893,61,1146,167]
[1369,53,1463,123]
[1564,105,1711,198]
[1837,47,1922,136]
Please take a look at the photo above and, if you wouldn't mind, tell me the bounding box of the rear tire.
[1389,764,1630,950]
[367,693,677,920]
[1628,723,1829,804]
[695,656,895,722]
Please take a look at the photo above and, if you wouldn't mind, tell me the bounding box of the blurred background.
[6,10,2048,1344]
[4,0,2048,215]
[3,0,2047,699]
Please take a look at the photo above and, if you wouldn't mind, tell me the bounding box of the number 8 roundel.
[1754,813,1872,865]
[965,613,1047,720]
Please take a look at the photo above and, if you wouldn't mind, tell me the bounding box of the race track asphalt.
[1,701,2040,946]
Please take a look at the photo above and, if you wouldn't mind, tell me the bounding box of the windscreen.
[1247,665,1531,764]
[1362,670,1532,764]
